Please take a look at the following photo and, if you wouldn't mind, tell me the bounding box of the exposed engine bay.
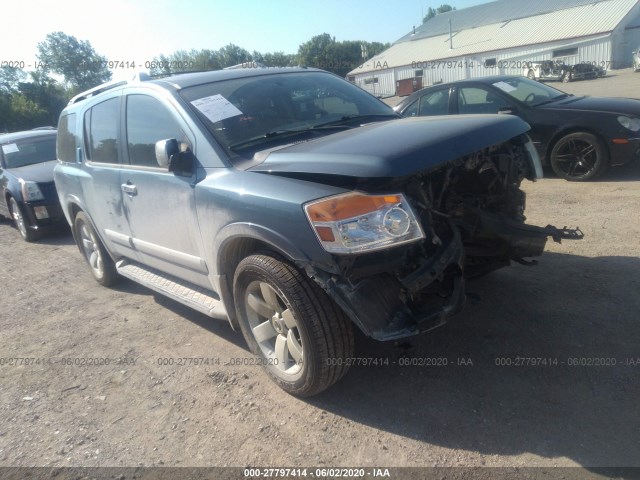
[308,136,583,341]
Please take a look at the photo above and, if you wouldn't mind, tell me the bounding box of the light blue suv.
[54,68,581,395]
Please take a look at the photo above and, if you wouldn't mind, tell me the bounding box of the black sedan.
[394,75,640,181]
[0,130,66,241]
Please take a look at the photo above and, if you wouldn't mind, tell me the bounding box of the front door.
[120,93,209,288]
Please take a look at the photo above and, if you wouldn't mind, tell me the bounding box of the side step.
[116,260,228,320]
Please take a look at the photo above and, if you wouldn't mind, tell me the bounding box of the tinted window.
[126,95,188,167]
[402,100,419,117]
[419,90,449,116]
[87,98,120,164]
[491,77,565,106]
[2,136,57,168]
[179,72,393,157]
[57,113,77,163]
[458,87,509,114]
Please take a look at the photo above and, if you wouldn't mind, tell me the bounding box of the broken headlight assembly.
[304,192,425,254]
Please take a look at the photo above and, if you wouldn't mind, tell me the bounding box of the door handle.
[121,183,137,195]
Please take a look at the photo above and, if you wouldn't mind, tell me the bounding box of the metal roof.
[397,0,634,43]
[351,0,639,75]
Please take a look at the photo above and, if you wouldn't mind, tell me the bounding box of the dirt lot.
[1,70,639,478]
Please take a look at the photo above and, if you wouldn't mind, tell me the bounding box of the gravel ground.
[0,69,639,479]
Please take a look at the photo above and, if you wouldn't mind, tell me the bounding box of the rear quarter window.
[57,113,78,163]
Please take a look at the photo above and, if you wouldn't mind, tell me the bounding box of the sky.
[2,0,490,79]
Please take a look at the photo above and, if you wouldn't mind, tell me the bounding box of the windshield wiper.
[313,113,400,128]
[229,129,315,151]
[533,93,573,107]
[229,114,399,151]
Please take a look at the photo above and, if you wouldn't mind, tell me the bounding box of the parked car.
[524,60,569,82]
[54,69,581,396]
[564,62,605,82]
[394,75,640,181]
[633,48,640,72]
[0,130,66,241]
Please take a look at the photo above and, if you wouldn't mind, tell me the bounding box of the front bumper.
[22,201,66,231]
[309,210,582,342]
[609,138,640,167]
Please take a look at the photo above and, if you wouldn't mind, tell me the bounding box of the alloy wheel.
[244,280,304,380]
[79,222,104,278]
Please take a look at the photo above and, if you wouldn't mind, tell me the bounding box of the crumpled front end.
[307,135,582,341]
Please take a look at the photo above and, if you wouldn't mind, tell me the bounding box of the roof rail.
[68,72,152,105]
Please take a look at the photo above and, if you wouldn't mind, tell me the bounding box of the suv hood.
[249,115,530,178]
[541,96,640,115]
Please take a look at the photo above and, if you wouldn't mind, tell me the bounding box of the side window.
[126,95,188,168]
[402,99,419,117]
[57,113,77,163]
[418,90,449,116]
[458,87,509,114]
[86,98,120,164]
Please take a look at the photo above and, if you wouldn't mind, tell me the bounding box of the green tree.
[0,66,26,94]
[298,35,390,77]
[18,71,68,127]
[423,4,456,23]
[36,32,112,92]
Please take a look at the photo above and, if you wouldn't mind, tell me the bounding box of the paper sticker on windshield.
[492,81,517,93]
[2,143,19,154]
[191,94,242,123]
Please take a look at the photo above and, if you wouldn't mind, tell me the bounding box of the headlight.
[20,180,44,202]
[617,116,640,132]
[304,193,425,254]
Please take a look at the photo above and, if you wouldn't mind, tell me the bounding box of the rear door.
[120,92,210,288]
[82,94,136,259]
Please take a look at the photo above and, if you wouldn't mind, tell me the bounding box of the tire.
[527,70,536,80]
[562,72,572,83]
[9,197,39,242]
[550,132,608,181]
[73,211,120,286]
[234,254,354,397]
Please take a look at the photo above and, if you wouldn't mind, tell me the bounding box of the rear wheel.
[9,197,39,242]
[562,72,572,83]
[527,70,536,80]
[234,254,354,397]
[550,132,608,181]
[74,212,120,286]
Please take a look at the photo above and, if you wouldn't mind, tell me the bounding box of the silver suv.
[54,68,581,396]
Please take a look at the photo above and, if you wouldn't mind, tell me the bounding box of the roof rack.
[68,72,152,105]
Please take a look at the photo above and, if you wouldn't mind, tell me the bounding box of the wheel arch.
[214,223,313,331]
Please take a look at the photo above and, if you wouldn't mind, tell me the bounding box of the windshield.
[491,77,567,106]
[179,71,395,156]
[1,136,57,169]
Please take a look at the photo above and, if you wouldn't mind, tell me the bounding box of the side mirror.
[155,139,179,169]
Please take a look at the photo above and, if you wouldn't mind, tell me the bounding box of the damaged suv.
[54,68,581,396]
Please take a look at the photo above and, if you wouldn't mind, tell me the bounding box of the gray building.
[348,0,640,97]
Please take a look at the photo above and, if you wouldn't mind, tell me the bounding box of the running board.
[116,260,228,320]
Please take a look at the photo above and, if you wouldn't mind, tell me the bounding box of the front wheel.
[550,132,608,181]
[74,212,120,286]
[527,70,536,80]
[9,197,39,242]
[562,72,572,83]
[234,254,354,397]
